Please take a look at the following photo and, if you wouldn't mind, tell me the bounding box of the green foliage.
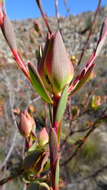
[28,63,53,104]
[0,1,107,190]
[55,85,69,123]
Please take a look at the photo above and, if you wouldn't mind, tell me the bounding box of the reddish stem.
[12,49,31,81]
[49,95,61,190]
[36,0,52,34]
[53,95,61,133]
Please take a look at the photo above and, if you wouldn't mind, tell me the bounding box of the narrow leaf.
[69,63,95,96]
[28,63,53,104]
[36,152,49,175]
[55,85,69,122]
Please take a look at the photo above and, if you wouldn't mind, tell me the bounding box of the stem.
[36,0,52,34]
[53,95,60,133]
[78,0,102,66]
[49,95,61,190]
[12,50,30,80]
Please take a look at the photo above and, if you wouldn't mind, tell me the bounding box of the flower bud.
[1,13,17,51]
[18,110,35,138]
[38,31,74,95]
[38,127,49,146]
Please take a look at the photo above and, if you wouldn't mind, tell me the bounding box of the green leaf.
[55,85,69,122]
[28,63,53,104]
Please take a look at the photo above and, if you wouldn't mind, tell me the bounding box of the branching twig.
[78,0,102,66]
[36,0,52,34]
[0,70,18,171]
[61,126,90,150]
[61,114,106,166]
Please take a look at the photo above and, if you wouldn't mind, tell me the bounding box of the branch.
[35,0,52,34]
[0,70,18,171]
[78,0,102,66]
[61,114,106,166]
[69,16,107,95]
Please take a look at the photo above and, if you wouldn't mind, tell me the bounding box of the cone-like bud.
[18,110,35,138]
[38,31,74,95]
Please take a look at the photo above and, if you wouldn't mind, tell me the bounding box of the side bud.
[18,110,35,138]
[38,127,49,146]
